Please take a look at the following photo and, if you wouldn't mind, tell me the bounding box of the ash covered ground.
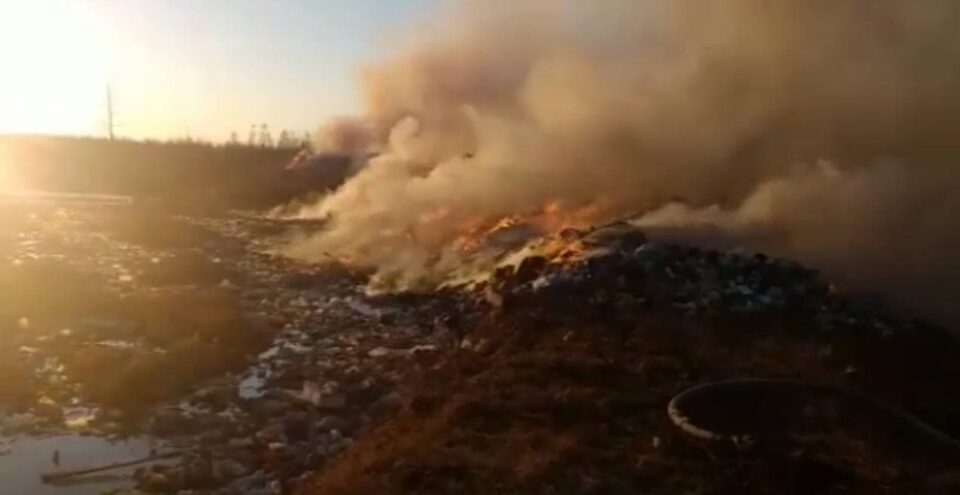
[2,203,959,495]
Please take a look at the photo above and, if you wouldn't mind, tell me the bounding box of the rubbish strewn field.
[0,202,449,494]
[3,202,959,495]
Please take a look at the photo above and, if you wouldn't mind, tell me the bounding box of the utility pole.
[106,85,115,140]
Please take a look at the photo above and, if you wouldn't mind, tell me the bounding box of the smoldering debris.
[285,0,960,325]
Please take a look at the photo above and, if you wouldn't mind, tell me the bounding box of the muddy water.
[0,435,156,495]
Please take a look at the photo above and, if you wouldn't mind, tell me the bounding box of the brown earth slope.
[300,298,960,494]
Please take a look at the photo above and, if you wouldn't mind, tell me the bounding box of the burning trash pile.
[3,207,955,495]
[449,219,918,341]
[288,217,960,495]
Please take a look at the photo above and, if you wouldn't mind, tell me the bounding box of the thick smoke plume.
[286,0,960,325]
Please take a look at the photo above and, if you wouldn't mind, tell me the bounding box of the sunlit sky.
[0,0,439,141]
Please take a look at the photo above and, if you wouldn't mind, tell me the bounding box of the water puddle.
[0,435,156,495]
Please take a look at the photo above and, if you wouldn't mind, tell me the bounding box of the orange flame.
[449,199,611,256]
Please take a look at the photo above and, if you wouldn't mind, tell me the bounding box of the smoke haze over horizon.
[288,0,960,326]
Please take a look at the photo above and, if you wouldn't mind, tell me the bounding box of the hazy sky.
[0,0,440,141]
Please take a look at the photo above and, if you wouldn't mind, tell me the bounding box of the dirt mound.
[301,225,960,495]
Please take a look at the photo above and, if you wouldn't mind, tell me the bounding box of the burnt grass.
[303,257,960,494]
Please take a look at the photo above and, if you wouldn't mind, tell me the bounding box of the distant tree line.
[99,86,310,150]
[230,124,312,150]
[0,134,345,211]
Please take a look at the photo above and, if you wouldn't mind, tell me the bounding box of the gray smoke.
[286,0,960,325]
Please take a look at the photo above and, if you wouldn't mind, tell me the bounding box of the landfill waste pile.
[298,221,960,495]
[471,220,919,338]
[3,206,959,495]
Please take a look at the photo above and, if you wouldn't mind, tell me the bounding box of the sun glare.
[0,166,22,192]
[0,139,24,191]
[0,2,110,136]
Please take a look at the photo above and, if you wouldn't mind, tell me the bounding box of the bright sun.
[0,2,110,136]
